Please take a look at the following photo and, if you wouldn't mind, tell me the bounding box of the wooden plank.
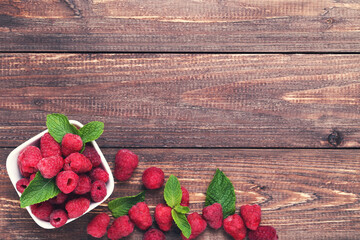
[0,54,359,148]
[0,0,360,52]
[1,148,360,239]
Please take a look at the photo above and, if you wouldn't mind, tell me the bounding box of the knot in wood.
[328,130,342,147]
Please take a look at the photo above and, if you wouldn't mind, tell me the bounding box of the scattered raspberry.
[128,202,152,231]
[61,133,83,157]
[40,133,61,158]
[248,226,278,240]
[37,155,64,179]
[223,214,247,240]
[16,178,30,193]
[90,180,107,202]
[74,174,92,195]
[89,167,109,183]
[30,201,53,222]
[144,229,166,240]
[56,170,79,194]
[180,186,190,207]
[240,204,261,231]
[87,213,110,238]
[18,146,42,177]
[30,173,36,181]
[108,215,134,240]
[142,167,164,189]
[64,152,92,173]
[65,197,90,218]
[83,145,101,168]
[155,203,173,231]
[114,149,138,181]
[181,212,207,240]
[49,192,68,205]
[202,203,223,230]
[50,209,68,228]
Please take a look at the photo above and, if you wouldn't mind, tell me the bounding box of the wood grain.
[1,0,360,52]
[0,53,359,148]
[1,148,360,239]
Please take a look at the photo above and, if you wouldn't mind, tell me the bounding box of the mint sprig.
[174,205,190,214]
[205,169,236,218]
[79,121,104,144]
[108,191,145,218]
[172,209,192,239]
[20,172,60,208]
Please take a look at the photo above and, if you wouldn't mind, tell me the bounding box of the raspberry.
[18,146,42,177]
[181,186,190,207]
[30,201,53,221]
[114,149,138,181]
[40,133,61,158]
[128,202,152,230]
[49,192,68,205]
[61,133,83,157]
[65,197,90,218]
[50,209,68,228]
[181,212,207,240]
[155,203,173,231]
[74,174,92,195]
[30,173,36,181]
[248,226,278,240]
[89,167,109,183]
[64,152,92,173]
[16,178,30,193]
[90,180,107,202]
[108,215,134,240]
[223,214,247,240]
[37,155,64,179]
[144,229,166,240]
[87,213,110,238]
[142,167,164,189]
[240,204,261,231]
[56,170,79,194]
[83,145,101,168]
[202,203,223,230]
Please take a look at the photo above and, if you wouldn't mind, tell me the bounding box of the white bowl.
[6,120,114,229]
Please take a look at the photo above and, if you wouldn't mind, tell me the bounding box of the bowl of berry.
[6,113,114,229]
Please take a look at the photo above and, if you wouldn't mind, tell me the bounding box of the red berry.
[50,209,68,228]
[202,203,223,230]
[65,197,90,218]
[240,204,261,231]
[29,173,36,181]
[114,149,138,181]
[56,170,79,194]
[90,180,107,202]
[128,202,152,231]
[16,178,30,193]
[87,213,110,238]
[40,133,61,158]
[37,155,64,179]
[155,203,173,231]
[61,133,83,157]
[108,215,134,240]
[223,214,247,240]
[30,201,53,222]
[64,152,92,173]
[18,146,42,177]
[181,186,190,207]
[181,212,207,240]
[89,167,109,183]
[74,174,92,195]
[49,192,68,205]
[142,167,164,190]
[144,229,166,240]
[248,226,278,240]
[83,145,101,168]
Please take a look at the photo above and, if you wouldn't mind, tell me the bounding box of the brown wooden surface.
[1,0,360,52]
[1,148,360,240]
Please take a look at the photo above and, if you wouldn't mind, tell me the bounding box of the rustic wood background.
[0,1,360,240]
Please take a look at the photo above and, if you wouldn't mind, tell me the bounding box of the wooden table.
[1,1,360,239]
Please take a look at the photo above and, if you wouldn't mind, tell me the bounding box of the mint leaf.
[174,205,190,214]
[172,209,191,238]
[205,169,236,218]
[20,172,60,208]
[164,175,182,208]
[79,121,104,144]
[46,113,79,143]
[108,191,145,218]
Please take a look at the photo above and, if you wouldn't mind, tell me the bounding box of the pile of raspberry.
[16,133,109,228]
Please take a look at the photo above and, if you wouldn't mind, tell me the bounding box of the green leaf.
[205,169,236,219]
[172,209,191,239]
[108,191,145,218]
[164,175,182,208]
[20,172,60,208]
[46,113,79,143]
[79,121,104,144]
[174,205,190,214]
